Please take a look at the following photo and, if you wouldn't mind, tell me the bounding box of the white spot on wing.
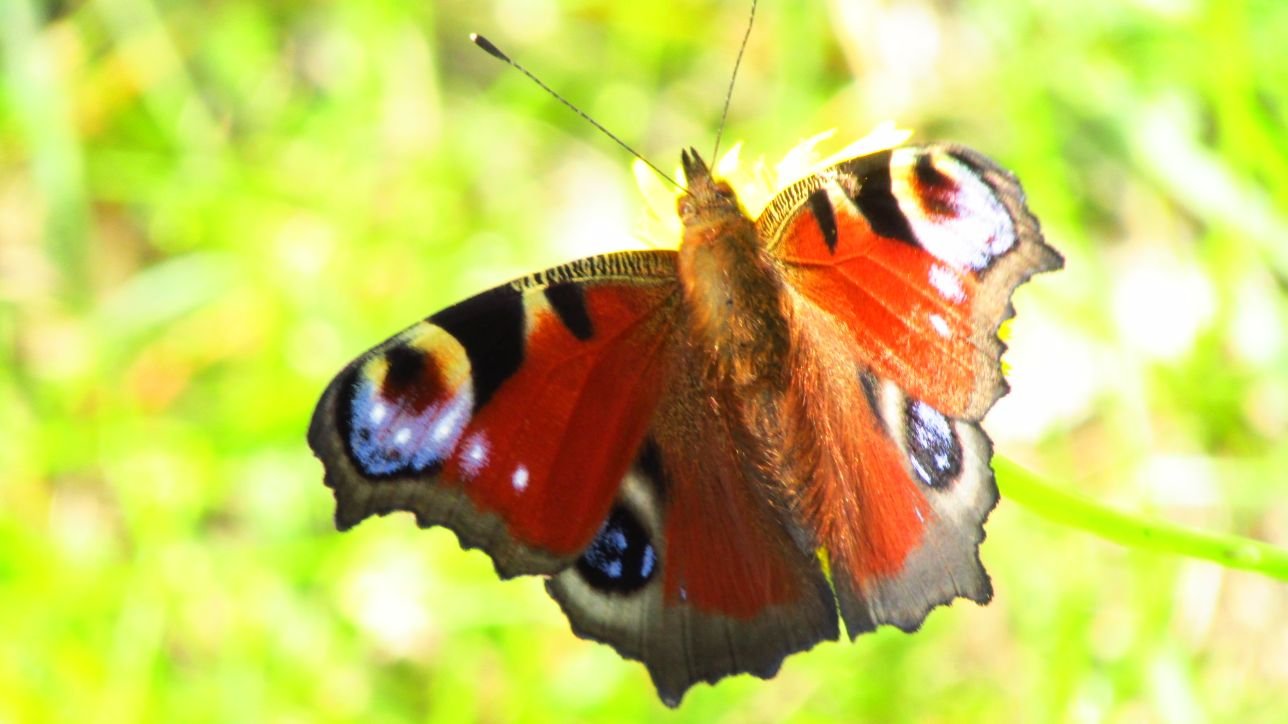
[894,149,1016,271]
[459,433,489,478]
[929,313,951,338]
[512,465,529,492]
[370,403,388,424]
[393,427,412,445]
[431,404,465,444]
[929,264,967,302]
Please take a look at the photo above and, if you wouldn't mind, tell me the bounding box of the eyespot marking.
[575,505,656,594]
[380,344,442,413]
[892,148,1018,272]
[905,399,962,488]
[345,372,472,477]
[914,151,956,218]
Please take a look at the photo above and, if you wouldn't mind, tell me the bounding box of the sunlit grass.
[2,0,1286,721]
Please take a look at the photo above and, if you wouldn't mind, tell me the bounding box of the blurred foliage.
[2,0,1287,721]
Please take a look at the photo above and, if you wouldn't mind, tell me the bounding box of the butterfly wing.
[308,250,681,576]
[761,144,1063,420]
[547,337,838,706]
[784,293,999,636]
[761,144,1062,635]
[312,247,839,705]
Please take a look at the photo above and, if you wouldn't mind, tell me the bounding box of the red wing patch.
[779,204,984,417]
[653,373,829,619]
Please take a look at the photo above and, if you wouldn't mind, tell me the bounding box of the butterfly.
[308,135,1063,705]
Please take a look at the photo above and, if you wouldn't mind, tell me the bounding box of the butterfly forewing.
[309,250,681,577]
[761,144,1063,420]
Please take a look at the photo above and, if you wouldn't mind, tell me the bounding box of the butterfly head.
[678,148,747,234]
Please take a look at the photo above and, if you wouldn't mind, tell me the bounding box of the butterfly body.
[309,140,1062,705]
[676,151,794,467]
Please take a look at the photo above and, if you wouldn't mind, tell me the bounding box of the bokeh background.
[3,0,1287,721]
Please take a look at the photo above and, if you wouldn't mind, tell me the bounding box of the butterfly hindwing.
[784,292,997,635]
[835,376,998,636]
[308,250,681,577]
[548,338,839,706]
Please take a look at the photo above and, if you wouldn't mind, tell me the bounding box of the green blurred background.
[3,0,1287,721]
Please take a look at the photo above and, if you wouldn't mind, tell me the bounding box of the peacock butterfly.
[308,41,1063,708]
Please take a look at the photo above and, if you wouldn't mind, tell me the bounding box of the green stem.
[995,457,1288,582]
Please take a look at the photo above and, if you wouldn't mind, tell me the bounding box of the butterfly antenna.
[710,0,757,164]
[471,33,683,191]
